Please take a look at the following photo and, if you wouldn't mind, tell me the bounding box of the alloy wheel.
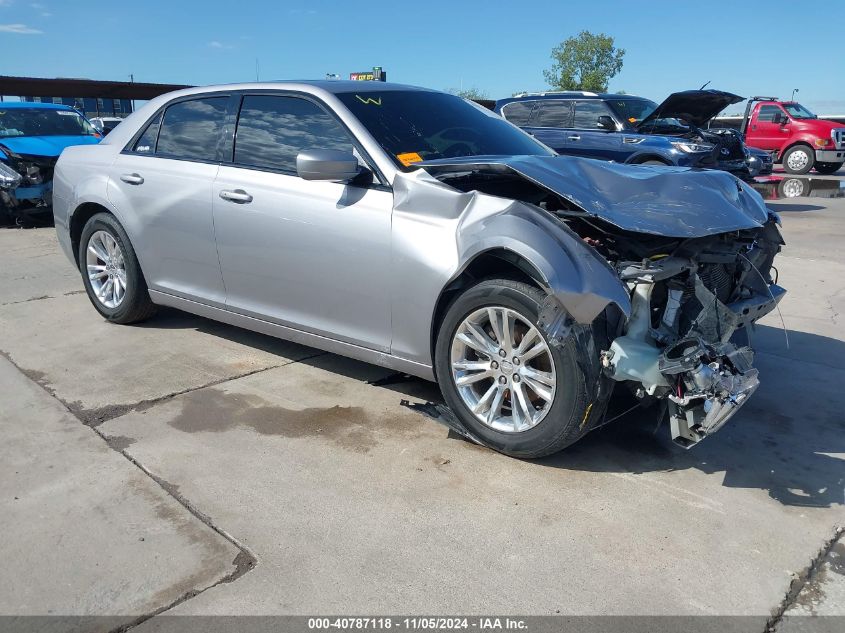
[449,306,557,433]
[86,230,127,309]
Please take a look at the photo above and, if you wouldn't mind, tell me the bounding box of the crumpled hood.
[0,135,101,159]
[638,89,744,128]
[416,154,770,239]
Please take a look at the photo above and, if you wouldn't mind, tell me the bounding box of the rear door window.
[155,97,228,161]
[534,101,574,128]
[233,95,355,173]
[572,100,612,129]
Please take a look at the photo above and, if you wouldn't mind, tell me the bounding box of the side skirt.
[148,290,435,381]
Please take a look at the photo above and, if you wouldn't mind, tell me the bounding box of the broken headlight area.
[0,151,57,224]
[0,161,22,189]
[594,219,785,447]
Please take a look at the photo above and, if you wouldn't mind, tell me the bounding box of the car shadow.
[767,203,826,213]
[136,309,844,509]
[367,325,845,510]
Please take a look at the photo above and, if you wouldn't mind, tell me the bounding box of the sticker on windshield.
[355,95,382,106]
[397,152,423,167]
[628,117,637,123]
[57,111,79,116]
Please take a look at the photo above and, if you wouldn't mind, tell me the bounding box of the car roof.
[496,92,648,108]
[157,80,436,99]
[0,101,77,111]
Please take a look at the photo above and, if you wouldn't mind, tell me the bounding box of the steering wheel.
[441,142,474,158]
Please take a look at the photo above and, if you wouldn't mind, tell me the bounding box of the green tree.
[543,31,625,92]
[447,87,489,100]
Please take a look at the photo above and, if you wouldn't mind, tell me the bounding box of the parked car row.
[52,81,786,457]
[495,89,842,176]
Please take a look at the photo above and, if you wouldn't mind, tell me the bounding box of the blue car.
[0,102,101,225]
[495,90,754,178]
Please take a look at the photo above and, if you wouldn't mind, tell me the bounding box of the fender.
[388,170,631,367]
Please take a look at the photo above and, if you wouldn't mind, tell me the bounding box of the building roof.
[0,101,76,110]
[0,75,192,100]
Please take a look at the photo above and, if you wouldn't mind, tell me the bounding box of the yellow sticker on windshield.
[355,95,382,106]
[397,152,423,167]
[628,117,637,123]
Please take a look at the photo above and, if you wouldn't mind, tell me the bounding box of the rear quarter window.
[500,101,535,126]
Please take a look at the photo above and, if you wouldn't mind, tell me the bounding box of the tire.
[78,212,156,324]
[640,160,668,166]
[814,162,842,175]
[434,278,597,458]
[782,145,814,174]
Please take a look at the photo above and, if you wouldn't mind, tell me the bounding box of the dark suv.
[495,90,753,178]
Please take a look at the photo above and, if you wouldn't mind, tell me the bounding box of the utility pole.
[791,88,799,101]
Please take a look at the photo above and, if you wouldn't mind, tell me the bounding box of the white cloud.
[0,23,43,33]
[207,40,233,49]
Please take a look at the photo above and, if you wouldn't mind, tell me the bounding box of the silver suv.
[53,82,785,457]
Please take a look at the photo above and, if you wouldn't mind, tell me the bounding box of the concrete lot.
[1,175,843,631]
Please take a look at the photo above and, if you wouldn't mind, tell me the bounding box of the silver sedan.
[53,81,785,457]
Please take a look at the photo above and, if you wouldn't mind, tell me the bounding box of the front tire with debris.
[435,279,602,458]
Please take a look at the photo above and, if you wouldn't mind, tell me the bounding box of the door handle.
[120,173,144,185]
[567,135,581,141]
[219,189,253,204]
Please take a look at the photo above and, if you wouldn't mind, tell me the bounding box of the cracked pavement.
[0,178,843,632]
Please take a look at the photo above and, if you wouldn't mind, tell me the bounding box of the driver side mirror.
[596,115,616,131]
[296,149,362,182]
[773,112,789,125]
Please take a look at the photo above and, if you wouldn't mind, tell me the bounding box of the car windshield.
[335,90,554,169]
[605,97,659,126]
[783,103,816,119]
[0,107,97,138]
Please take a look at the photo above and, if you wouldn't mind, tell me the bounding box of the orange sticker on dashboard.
[397,152,423,166]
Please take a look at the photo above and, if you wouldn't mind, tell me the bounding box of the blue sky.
[1,0,842,113]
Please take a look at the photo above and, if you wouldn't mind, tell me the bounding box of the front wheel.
[814,162,843,175]
[78,212,156,324]
[782,145,814,174]
[434,279,597,458]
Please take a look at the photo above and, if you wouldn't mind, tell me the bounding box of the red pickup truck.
[740,97,845,174]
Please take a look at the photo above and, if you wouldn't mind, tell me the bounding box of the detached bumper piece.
[660,339,759,447]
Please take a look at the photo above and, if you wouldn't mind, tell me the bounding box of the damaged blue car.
[0,102,101,225]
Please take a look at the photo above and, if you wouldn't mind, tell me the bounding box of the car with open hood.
[52,81,785,457]
[0,102,102,225]
[496,89,754,178]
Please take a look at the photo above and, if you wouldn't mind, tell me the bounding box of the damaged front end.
[601,220,784,446]
[0,148,57,225]
[420,155,785,448]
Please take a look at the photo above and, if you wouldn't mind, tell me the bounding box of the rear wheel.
[434,279,597,458]
[814,162,842,175]
[782,145,814,174]
[78,212,156,324]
